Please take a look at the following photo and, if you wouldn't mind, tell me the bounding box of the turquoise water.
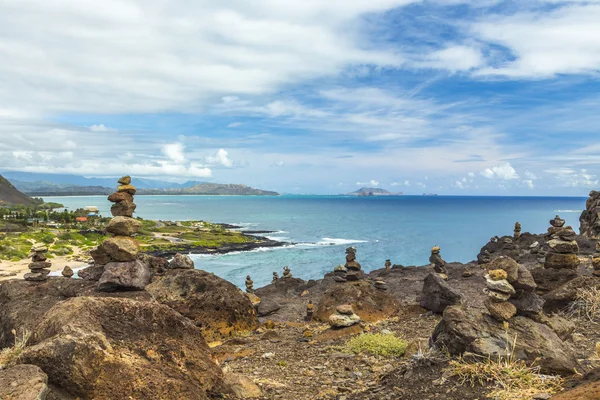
[44,195,586,288]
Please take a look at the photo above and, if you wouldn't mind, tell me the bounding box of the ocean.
[43,195,587,288]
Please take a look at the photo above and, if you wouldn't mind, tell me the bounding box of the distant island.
[346,187,403,196]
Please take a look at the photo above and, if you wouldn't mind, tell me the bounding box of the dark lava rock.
[432,305,580,375]
[0,364,48,400]
[167,253,195,270]
[531,267,578,294]
[509,291,545,316]
[544,253,580,270]
[139,254,169,275]
[512,265,537,292]
[97,260,152,292]
[146,269,259,341]
[257,299,281,317]
[543,275,600,312]
[419,273,462,313]
[77,264,105,281]
[580,190,600,239]
[20,297,231,400]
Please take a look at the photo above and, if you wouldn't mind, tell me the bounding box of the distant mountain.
[138,183,279,196]
[346,187,403,196]
[2,171,206,190]
[0,175,36,205]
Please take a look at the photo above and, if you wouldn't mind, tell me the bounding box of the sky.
[1,0,600,195]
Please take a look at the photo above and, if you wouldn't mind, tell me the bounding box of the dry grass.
[568,286,600,321]
[0,329,30,369]
[446,325,564,400]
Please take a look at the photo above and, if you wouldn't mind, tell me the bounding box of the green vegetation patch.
[345,333,408,357]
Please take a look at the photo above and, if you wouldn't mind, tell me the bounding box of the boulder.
[548,239,579,254]
[531,268,578,294]
[167,253,195,270]
[105,216,142,236]
[509,291,545,316]
[580,190,600,239]
[110,200,137,217]
[543,275,600,312]
[223,373,262,399]
[487,257,519,283]
[313,280,399,323]
[431,305,580,375]
[256,299,281,317]
[544,253,579,270]
[484,298,516,321]
[77,264,105,281]
[90,246,110,266]
[20,297,229,400]
[0,364,48,400]
[101,236,140,262]
[329,312,360,328]
[138,254,169,275]
[512,265,537,292]
[107,191,133,203]
[97,260,152,292]
[419,273,462,313]
[146,269,259,341]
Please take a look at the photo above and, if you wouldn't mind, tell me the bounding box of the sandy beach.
[0,246,89,281]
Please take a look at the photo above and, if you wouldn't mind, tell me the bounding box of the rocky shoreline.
[2,187,600,399]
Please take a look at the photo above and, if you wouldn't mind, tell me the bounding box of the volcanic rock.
[101,236,140,262]
[90,246,111,266]
[97,260,152,292]
[329,305,361,328]
[548,239,579,254]
[146,269,259,341]
[108,191,133,203]
[544,253,579,270]
[486,257,519,283]
[0,364,48,400]
[512,265,537,292]
[105,216,142,236]
[484,297,517,321]
[257,299,281,317]
[580,190,600,238]
[61,265,74,278]
[532,267,578,294]
[110,200,137,217]
[117,184,137,195]
[419,273,462,313]
[78,264,105,281]
[167,253,195,270]
[19,297,229,400]
[509,291,545,316]
[543,275,600,312]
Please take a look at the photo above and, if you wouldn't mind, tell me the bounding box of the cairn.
[328,304,360,328]
[429,246,447,279]
[333,264,347,282]
[373,278,387,291]
[245,275,254,294]
[272,272,279,283]
[305,300,314,322]
[593,243,600,277]
[95,176,151,291]
[24,243,51,282]
[282,266,292,278]
[484,269,517,321]
[544,215,579,271]
[580,191,600,238]
[514,222,521,239]
[344,246,362,281]
[62,265,74,278]
[385,259,391,270]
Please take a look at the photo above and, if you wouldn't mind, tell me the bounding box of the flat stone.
[97,260,152,291]
[24,272,48,281]
[548,239,579,254]
[485,298,517,321]
[28,261,51,270]
[31,244,48,253]
[544,253,580,270]
[484,287,511,302]
[485,276,516,295]
[31,253,47,262]
[105,216,142,236]
[487,256,519,283]
[118,175,131,185]
[336,304,355,315]
[117,184,137,195]
[111,200,137,217]
[101,236,140,262]
[329,313,360,328]
[333,276,347,282]
[108,191,133,203]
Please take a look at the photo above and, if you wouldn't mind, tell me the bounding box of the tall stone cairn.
[96,176,151,291]
[580,190,600,238]
[429,246,448,278]
[544,215,580,270]
[514,222,522,239]
[593,243,600,277]
[24,243,51,282]
[344,246,362,281]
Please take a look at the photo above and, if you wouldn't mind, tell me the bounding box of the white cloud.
[415,45,484,71]
[227,122,242,128]
[468,172,475,177]
[524,170,538,180]
[455,180,464,189]
[206,148,233,167]
[356,180,380,187]
[88,124,114,132]
[547,167,599,187]
[162,143,186,164]
[522,179,534,189]
[480,163,520,180]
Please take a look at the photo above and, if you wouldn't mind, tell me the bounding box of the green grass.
[345,333,408,357]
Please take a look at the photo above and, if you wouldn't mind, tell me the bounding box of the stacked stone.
[328,304,360,328]
[593,243,600,277]
[245,275,254,294]
[305,300,314,322]
[544,215,580,271]
[373,278,387,291]
[514,222,522,239]
[24,244,51,282]
[484,269,517,321]
[282,266,292,278]
[580,190,600,238]
[385,259,391,270]
[333,265,347,282]
[344,246,362,281]
[429,246,447,279]
[272,272,279,283]
[95,176,151,292]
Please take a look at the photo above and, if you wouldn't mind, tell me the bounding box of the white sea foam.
[190,244,297,258]
[555,209,583,213]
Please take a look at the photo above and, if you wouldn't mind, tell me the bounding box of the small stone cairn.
[282,266,292,278]
[593,243,600,277]
[429,246,447,279]
[373,278,387,291]
[385,259,391,270]
[94,176,151,291]
[328,304,360,328]
[25,244,51,282]
[544,215,580,270]
[245,275,254,294]
[514,222,522,239]
[333,264,347,282]
[484,269,517,321]
[344,246,362,281]
[272,272,279,283]
[62,266,74,278]
[306,300,314,322]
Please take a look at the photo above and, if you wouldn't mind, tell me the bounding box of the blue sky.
[1,0,600,195]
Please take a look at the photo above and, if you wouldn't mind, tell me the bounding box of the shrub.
[569,286,600,321]
[345,333,408,357]
[0,329,30,369]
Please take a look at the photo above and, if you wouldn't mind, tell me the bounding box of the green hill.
[0,175,37,206]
